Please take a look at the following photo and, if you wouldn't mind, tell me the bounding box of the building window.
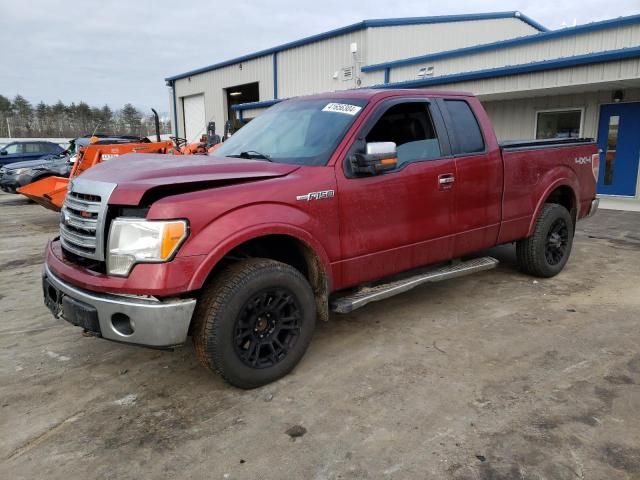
[604,115,620,185]
[536,110,582,139]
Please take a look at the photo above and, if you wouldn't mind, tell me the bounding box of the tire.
[516,203,574,278]
[192,258,316,389]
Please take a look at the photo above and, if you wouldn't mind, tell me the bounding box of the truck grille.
[61,192,101,255]
[59,179,117,262]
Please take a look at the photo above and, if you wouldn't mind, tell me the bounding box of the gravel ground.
[1,192,639,480]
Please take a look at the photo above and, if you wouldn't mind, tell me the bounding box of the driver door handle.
[438,173,455,190]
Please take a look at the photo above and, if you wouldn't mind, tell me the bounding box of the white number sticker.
[322,103,362,116]
[101,154,119,161]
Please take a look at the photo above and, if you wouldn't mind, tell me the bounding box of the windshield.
[214,98,368,166]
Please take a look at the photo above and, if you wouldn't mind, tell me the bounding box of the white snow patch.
[46,351,70,362]
[114,394,138,406]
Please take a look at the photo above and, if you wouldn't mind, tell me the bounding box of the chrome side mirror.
[350,142,398,175]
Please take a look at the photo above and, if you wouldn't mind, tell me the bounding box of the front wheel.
[192,258,316,389]
[516,203,574,278]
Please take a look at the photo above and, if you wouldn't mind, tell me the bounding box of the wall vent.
[342,67,354,81]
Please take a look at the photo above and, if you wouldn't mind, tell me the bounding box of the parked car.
[0,141,65,166]
[0,156,72,193]
[41,89,599,388]
[0,136,154,194]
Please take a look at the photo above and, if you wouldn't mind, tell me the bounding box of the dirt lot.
[1,192,639,480]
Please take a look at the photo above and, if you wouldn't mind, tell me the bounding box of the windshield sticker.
[322,103,362,115]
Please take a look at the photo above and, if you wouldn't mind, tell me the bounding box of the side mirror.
[349,142,398,175]
[0,150,7,156]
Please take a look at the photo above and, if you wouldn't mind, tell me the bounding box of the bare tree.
[0,95,171,138]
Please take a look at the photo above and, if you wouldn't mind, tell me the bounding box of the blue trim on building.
[273,53,278,99]
[362,13,640,73]
[165,11,545,82]
[231,99,282,111]
[372,46,640,89]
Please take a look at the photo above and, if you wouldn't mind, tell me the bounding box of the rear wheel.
[516,203,574,278]
[192,258,316,389]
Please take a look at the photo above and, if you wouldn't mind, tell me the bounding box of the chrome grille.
[59,179,117,261]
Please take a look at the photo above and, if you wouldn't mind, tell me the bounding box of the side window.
[25,143,42,153]
[365,102,441,167]
[43,143,59,153]
[444,100,485,154]
[3,143,21,154]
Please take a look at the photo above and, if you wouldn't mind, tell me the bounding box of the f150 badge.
[296,190,335,201]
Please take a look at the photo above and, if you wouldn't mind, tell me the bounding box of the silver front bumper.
[43,264,196,348]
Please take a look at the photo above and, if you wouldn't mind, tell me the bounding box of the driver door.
[334,99,457,289]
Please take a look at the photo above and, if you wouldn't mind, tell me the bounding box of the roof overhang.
[362,13,640,73]
[372,46,640,90]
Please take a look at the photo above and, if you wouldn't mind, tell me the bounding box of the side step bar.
[330,256,499,314]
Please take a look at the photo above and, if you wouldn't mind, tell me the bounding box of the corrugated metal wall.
[277,30,368,98]
[482,88,640,140]
[389,24,640,82]
[366,18,538,66]
[173,55,273,137]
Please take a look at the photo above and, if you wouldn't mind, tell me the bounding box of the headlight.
[107,218,188,276]
[12,168,31,175]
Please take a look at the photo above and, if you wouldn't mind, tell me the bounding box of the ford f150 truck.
[41,89,599,388]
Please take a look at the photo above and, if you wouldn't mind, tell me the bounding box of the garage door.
[183,94,206,142]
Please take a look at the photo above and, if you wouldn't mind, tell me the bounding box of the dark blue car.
[0,141,65,167]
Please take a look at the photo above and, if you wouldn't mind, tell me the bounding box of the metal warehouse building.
[166,11,640,202]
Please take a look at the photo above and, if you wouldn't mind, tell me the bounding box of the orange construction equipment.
[18,140,176,211]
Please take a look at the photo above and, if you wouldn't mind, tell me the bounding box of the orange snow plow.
[18,139,176,211]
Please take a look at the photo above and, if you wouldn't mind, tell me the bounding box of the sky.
[1,0,638,112]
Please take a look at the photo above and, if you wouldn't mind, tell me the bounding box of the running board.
[330,256,499,314]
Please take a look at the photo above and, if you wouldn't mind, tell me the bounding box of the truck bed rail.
[500,137,595,151]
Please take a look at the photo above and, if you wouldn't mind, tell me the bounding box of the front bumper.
[43,263,197,348]
[0,174,20,192]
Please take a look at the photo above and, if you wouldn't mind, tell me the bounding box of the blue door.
[597,103,640,196]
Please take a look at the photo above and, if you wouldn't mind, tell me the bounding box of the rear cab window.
[444,100,485,155]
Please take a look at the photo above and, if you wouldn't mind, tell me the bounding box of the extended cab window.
[444,100,485,154]
[366,102,441,167]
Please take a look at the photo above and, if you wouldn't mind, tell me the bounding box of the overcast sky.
[1,0,638,111]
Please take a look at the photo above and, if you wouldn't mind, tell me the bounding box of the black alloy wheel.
[192,258,316,389]
[545,218,569,266]
[233,288,302,369]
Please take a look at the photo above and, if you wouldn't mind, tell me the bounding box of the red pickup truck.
[42,89,599,388]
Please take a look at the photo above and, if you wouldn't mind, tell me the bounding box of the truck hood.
[79,154,301,206]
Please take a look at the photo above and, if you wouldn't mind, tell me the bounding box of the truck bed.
[497,138,598,245]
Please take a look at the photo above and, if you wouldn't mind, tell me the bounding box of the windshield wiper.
[228,150,273,162]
